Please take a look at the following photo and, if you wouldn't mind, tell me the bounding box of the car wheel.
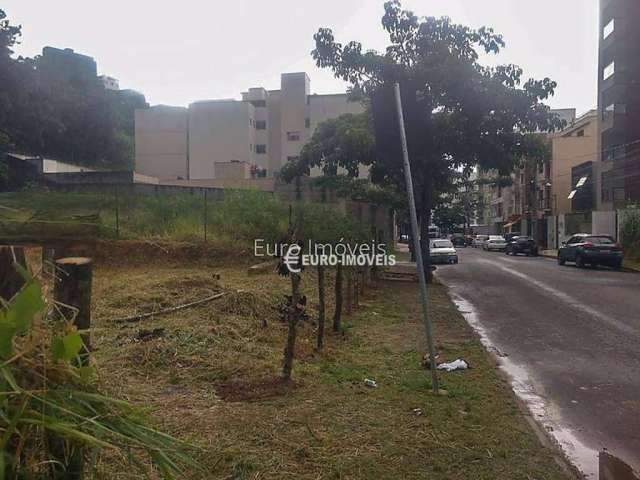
[575,254,585,268]
[613,262,622,271]
[589,263,598,269]
[558,255,565,266]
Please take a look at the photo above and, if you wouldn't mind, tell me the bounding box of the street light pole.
[393,83,439,393]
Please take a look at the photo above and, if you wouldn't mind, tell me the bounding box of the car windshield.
[489,236,504,241]
[517,236,532,241]
[586,236,615,245]
[432,240,453,248]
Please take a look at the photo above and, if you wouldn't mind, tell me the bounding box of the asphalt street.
[435,247,640,477]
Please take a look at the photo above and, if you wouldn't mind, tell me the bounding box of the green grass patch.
[87,259,571,479]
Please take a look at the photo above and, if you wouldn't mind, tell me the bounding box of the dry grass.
[87,254,571,479]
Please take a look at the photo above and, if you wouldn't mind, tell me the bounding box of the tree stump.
[53,257,93,361]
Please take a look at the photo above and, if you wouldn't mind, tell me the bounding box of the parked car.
[504,232,521,243]
[472,235,489,248]
[464,235,475,246]
[483,235,507,251]
[557,234,623,269]
[451,234,466,248]
[506,236,538,256]
[429,239,458,264]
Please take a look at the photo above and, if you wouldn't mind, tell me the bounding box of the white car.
[429,239,458,264]
[472,235,489,248]
[483,235,507,251]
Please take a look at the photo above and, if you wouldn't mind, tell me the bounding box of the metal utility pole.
[393,82,439,393]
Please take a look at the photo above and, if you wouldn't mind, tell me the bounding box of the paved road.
[435,247,640,477]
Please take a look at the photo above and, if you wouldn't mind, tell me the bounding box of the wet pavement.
[435,247,640,479]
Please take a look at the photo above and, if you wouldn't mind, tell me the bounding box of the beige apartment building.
[486,108,578,244]
[135,73,364,182]
[551,110,599,215]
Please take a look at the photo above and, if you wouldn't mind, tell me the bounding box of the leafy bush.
[620,205,640,259]
[0,277,200,478]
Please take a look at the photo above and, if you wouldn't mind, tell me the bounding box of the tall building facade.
[38,47,98,85]
[598,0,640,207]
[135,73,365,181]
[552,110,599,215]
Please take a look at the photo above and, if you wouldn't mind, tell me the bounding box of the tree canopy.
[281,113,375,182]
[0,8,143,173]
[311,0,564,217]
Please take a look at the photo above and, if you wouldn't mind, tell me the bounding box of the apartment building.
[551,110,599,215]
[100,75,120,91]
[135,73,365,181]
[598,0,640,206]
[38,47,98,85]
[488,109,577,242]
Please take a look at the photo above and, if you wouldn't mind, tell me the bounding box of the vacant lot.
[78,244,573,479]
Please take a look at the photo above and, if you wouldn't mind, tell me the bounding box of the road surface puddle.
[451,294,601,478]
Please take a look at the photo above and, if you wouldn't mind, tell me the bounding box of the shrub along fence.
[0,189,293,244]
[620,205,640,260]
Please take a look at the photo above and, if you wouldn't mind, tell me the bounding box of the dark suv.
[451,234,466,248]
[504,232,521,243]
[558,234,623,269]
[506,236,538,256]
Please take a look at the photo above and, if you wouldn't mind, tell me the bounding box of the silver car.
[429,239,458,264]
[472,235,489,248]
[483,235,507,251]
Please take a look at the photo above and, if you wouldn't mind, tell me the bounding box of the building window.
[305,118,311,128]
[249,144,253,152]
[252,100,266,108]
[256,144,267,154]
[603,103,615,121]
[576,129,585,137]
[287,131,301,141]
[603,61,615,81]
[249,119,253,127]
[603,18,614,39]
[255,120,266,130]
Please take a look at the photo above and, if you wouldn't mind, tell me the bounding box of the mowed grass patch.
[90,259,571,479]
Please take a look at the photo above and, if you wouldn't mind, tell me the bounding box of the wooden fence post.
[51,257,93,479]
[353,269,359,309]
[0,246,27,301]
[346,268,353,315]
[54,257,93,362]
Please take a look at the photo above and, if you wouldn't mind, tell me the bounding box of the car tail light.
[583,242,594,249]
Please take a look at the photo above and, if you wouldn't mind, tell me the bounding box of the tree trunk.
[332,262,343,332]
[316,265,326,350]
[419,211,434,283]
[0,246,27,301]
[408,226,416,262]
[282,272,301,380]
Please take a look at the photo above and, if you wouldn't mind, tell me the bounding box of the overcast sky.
[4,1,598,115]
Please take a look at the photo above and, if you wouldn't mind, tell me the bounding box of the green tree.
[281,112,375,182]
[0,8,141,173]
[433,197,465,234]
[311,0,565,271]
